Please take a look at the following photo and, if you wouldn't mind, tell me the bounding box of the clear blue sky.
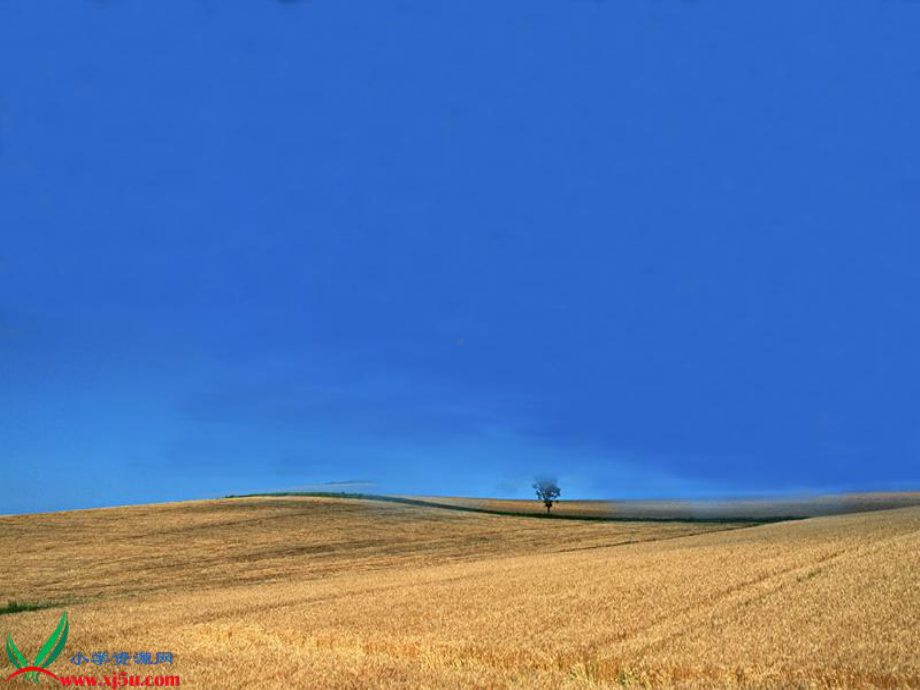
[2,1,919,514]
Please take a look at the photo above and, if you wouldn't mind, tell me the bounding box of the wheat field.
[2,495,919,688]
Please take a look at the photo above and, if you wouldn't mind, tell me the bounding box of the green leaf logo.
[5,611,68,684]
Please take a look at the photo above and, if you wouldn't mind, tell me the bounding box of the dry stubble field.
[2,495,919,688]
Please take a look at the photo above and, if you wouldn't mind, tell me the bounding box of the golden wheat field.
[2,495,920,688]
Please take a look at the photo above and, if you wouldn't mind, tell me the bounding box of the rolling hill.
[2,494,918,687]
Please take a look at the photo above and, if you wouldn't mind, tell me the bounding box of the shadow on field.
[225,492,800,525]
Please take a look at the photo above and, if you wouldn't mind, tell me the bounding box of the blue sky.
[2,1,919,514]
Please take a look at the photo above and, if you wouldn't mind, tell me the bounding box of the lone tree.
[532,477,561,514]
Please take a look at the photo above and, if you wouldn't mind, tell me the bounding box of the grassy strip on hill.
[0,600,59,616]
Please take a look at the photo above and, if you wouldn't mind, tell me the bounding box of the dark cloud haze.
[2,1,920,514]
